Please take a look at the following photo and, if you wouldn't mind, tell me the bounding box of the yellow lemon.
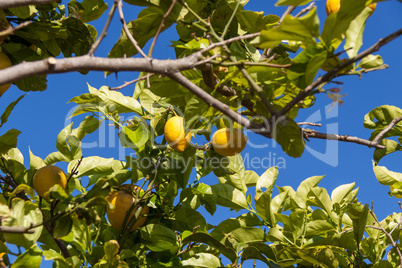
[326,0,376,16]
[211,128,248,156]
[0,52,12,96]
[106,184,149,231]
[33,165,68,199]
[164,116,191,152]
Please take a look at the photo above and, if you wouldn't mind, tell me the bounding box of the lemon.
[0,52,12,96]
[326,0,376,16]
[33,165,68,199]
[106,184,149,231]
[211,128,248,156]
[164,116,191,152]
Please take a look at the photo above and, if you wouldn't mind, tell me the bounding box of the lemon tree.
[0,0,401,267]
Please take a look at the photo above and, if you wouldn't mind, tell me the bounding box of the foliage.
[0,0,401,267]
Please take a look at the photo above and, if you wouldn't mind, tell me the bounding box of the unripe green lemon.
[0,52,12,96]
[164,116,191,152]
[106,184,149,231]
[33,165,68,199]
[211,128,247,156]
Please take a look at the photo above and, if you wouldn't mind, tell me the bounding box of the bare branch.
[295,2,316,18]
[117,0,147,58]
[110,73,156,91]
[372,115,402,144]
[262,5,297,60]
[297,122,322,127]
[369,209,402,268]
[302,129,386,149]
[0,21,32,38]
[199,33,260,55]
[0,0,55,9]
[197,63,237,97]
[280,28,402,117]
[0,226,34,234]
[148,0,178,57]
[210,60,291,68]
[88,1,117,56]
[0,53,202,86]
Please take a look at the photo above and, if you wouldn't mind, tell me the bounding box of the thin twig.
[110,73,155,91]
[221,0,241,39]
[199,33,260,55]
[369,210,402,268]
[263,5,297,60]
[0,226,35,234]
[0,0,55,9]
[148,0,178,58]
[88,1,117,56]
[302,129,386,149]
[371,115,402,144]
[0,21,32,37]
[297,122,322,127]
[280,28,402,117]
[209,60,291,68]
[117,0,147,58]
[295,2,316,18]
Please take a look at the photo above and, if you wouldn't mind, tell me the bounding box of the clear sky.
[1,0,402,266]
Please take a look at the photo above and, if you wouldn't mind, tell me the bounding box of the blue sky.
[1,0,402,266]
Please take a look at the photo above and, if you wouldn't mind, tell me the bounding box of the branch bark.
[280,28,402,117]
[0,0,56,9]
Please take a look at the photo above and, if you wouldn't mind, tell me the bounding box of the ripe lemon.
[326,0,376,16]
[0,52,12,96]
[32,165,68,199]
[106,184,149,231]
[211,128,248,156]
[164,116,191,152]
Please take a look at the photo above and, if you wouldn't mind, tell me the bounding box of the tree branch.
[0,226,34,234]
[371,115,402,144]
[0,54,202,86]
[116,0,147,58]
[168,71,266,135]
[280,28,402,117]
[148,0,178,57]
[0,0,56,9]
[302,129,386,149]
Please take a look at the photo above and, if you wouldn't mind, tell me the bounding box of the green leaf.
[120,124,149,152]
[109,6,170,58]
[255,167,279,200]
[331,182,355,204]
[12,244,42,268]
[29,147,46,169]
[9,5,37,19]
[182,232,237,262]
[231,227,266,244]
[363,105,402,139]
[68,156,119,178]
[0,199,43,248]
[141,224,178,253]
[373,139,402,164]
[173,208,208,232]
[181,253,221,268]
[373,163,402,185]
[344,8,371,59]
[251,8,319,48]
[294,175,324,209]
[321,0,372,49]
[0,129,21,155]
[346,203,369,247]
[244,170,259,187]
[0,95,25,128]
[310,187,333,218]
[13,76,48,92]
[305,220,335,237]
[95,86,143,115]
[61,217,90,252]
[357,54,384,69]
[71,115,101,141]
[272,117,304,157]
[53,214,73,238]
[224,154,247,194]
[211,183,248,210]
[81,0,108,23]
[241,245,271,266]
